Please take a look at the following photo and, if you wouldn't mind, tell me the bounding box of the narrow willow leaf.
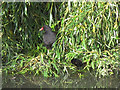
[25,4,27,16]
[91,61,95,69]
[93,24,95,33]
[44,70,48,77]
[52,63,58,72]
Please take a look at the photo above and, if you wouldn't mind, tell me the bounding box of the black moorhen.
[40,25,56,49]
[71,58,86,67]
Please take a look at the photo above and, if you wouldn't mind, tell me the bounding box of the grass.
[1,2,120,77]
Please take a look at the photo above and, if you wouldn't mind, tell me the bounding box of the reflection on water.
[0,32,2,89]
[2,71,120,88]
[0,71,1,89]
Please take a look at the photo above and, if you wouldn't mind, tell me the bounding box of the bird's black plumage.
[71,58,86,67]
[40,25,56,49]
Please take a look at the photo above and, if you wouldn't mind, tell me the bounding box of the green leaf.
[91,61,95,69]
[51,63,58,72]
[44,70,48,77]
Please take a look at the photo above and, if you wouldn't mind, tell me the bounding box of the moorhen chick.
[39,25,56,49]
[71,58,86,67]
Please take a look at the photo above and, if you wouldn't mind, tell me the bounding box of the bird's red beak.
[39,27,44,31]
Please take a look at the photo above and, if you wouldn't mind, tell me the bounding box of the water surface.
[2,71,120,88]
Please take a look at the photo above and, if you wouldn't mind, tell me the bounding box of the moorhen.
[71,58,86,67]
[39,25,56,49]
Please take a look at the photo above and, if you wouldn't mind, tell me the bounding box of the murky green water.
[2,71,120,88]
[0,70,2,89]
[0,31,2,89]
